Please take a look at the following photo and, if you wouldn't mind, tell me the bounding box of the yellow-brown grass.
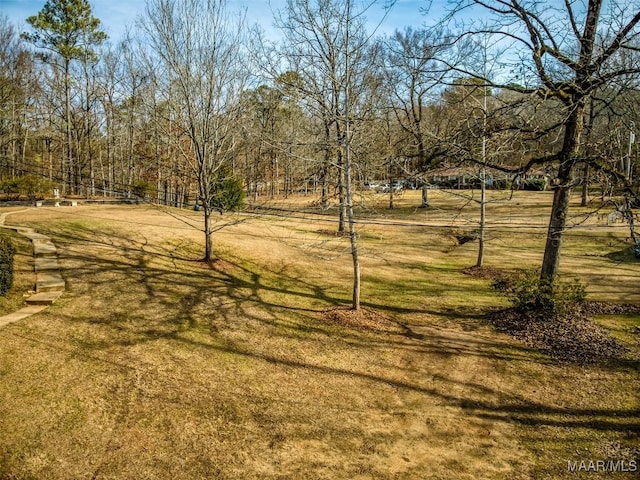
[0,191,637,479]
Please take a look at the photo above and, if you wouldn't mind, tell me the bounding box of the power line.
[3,158,636,238]
[15,202,635,243]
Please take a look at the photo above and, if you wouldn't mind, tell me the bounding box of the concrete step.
[20,231,51,241]
[0,305,48,327]
[0,220,64,328]
[36,271,65,292]
[32,239,57,257]
[34,257,60,272]
[26,291,63,306]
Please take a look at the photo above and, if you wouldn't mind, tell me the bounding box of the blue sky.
[1,0,443,43]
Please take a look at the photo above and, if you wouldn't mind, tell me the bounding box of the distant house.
[425,166,550,190]
[427,166,510,189]
[513,171,550,190]
[362,166,551,192]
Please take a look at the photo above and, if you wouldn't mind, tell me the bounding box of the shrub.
[0,178,22,200]
[492,269,587,317]
[0,175,53,200]
[132,180,155,199]
[449,228,479,245]
[491,178,510,190]
[20,174,52,200]
[522,178,547,191]
[207,166,245,214]
[0,237,16,297]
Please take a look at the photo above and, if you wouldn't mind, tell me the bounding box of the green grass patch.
[594,314,640,351]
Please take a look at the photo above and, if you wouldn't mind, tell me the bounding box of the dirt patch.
[461,265,507,280]
[320,306,404,334]
[487,307,631,365]
[206,257,238,273]
[317,229,351,238]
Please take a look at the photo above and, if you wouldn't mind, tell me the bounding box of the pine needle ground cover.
[0,190,637,479]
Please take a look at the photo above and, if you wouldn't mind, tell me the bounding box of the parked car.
[381,182,403,193]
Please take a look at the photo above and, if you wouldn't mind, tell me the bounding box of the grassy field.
[0,190,638,479]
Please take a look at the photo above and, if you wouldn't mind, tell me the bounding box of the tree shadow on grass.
[10,313,640,437]
[30,219,638,371]
[64,241,545,363]
[12,216,638,441]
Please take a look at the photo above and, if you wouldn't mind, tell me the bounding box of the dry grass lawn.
[0,190,638,479]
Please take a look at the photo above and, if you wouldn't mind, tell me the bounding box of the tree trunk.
[476,167,486,268]
[337,149,346,233]
[347,172,360,310]
[541,181,572,283]
[203,206,213,262]
[338,171,346,232]
[540,100,585,282]
[320,164,328,209]
[344,0,359,310]
[64,59,72,194]
[581,164,589,207]
[420,185,429,208]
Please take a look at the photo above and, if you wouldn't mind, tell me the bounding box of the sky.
[0,0,446,43]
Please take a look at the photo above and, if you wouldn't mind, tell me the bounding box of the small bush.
[488,270,630,363]
[132,180,156,199]
[491,178,510,190]
[0,175,53,200]
[0,178,22,200]
[492,269,587,317]
[20,174,53,200]
[522,178,547,191]
[207,166,246,214]
[448,228,479,245]
[0,237,16,296]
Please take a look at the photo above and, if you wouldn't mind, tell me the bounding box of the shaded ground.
[0,229,34,316]
[0,192,638,479]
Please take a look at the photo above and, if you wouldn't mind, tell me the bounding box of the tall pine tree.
[22,0,107,194]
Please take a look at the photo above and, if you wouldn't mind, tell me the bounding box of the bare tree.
[382,26,454,207]
[274,0,366,231]
[273,0,382,309]
[448,0,640,284]
[140,0,247,262]
[0,18,37,176]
